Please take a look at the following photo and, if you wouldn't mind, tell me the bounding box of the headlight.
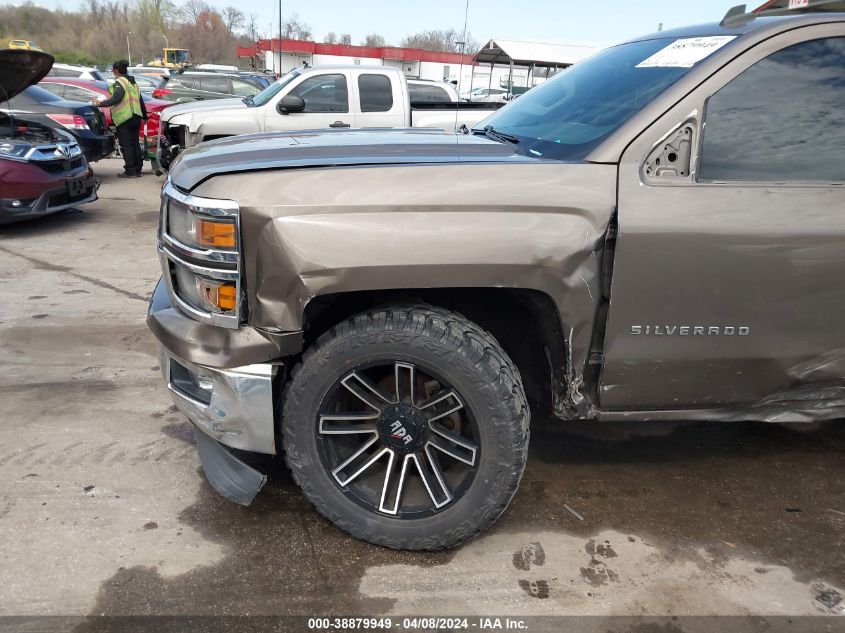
[167,197,237,251]
[0,142,31,161]
[158,182,242,329]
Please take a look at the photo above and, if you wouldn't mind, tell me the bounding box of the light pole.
[126,31,133,66]
[278,0,283,75]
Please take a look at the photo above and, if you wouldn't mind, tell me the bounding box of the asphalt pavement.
[1,160,843,629]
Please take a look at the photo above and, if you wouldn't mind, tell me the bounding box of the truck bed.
[410,101,503,131]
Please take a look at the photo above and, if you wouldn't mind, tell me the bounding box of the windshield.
[167,50,189,64]
[249,69,301,107]
[475,38,720,161]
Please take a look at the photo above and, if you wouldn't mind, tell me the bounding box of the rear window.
[20,85,63,103]
[48,68,80,78]
[358,74,393,112]
[410,83,452,103]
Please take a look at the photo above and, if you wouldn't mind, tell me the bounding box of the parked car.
[151,71,262,104]
[39,77,173,161]
[134,66,171,76]
[150,7,845,550]
[238,72,272,89]
[0,50,96,223]
[408,79,460,103]
[194,63,239,73]
[8,39,41,51]
[2,85,115,162]
[156,66,502,171]
[46,63,106,82]
[460,86,508,102]
[102,71,166,98]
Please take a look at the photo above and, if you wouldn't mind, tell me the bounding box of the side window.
[289,74,348,113]
[231,78,259,97]
[39,83,65,98]
[63,86,96,102]
[358,74,393,112]
[199,76,230,94]
[699,37,845,183]
[409,83,451,103]
[170,77,195,90]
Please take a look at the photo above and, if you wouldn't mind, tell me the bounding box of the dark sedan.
[2,85,115,162]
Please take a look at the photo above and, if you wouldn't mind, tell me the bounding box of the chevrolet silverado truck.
[155,65,500,171]
[148,7,845,550]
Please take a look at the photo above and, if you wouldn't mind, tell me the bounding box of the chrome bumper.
[159,346,277,455]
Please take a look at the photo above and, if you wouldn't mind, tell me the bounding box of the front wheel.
[282,305,529,550]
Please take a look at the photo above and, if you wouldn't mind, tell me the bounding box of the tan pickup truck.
[149,8,845,549]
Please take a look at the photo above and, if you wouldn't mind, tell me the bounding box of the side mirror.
[277,94,305,114]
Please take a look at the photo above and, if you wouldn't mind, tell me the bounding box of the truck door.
[601,26,845,414]
[353,71,405,127]
[265,71,353,132]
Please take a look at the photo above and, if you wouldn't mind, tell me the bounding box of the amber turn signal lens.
[199,281,237,312]
[197,219,236,249]
[216,284,237,310]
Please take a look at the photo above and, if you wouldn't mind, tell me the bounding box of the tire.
[282,304,530,550]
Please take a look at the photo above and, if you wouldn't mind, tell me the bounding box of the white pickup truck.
[156,65,501,171]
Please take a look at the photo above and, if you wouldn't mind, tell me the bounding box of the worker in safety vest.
[92,60,147,178]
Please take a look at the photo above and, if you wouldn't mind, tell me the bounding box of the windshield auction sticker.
[636,36,737,68]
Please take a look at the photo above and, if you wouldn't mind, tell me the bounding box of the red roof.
[244,38,477,65]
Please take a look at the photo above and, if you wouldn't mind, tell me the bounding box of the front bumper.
[148,277,300,505]
[158,345,277,455]
[0,174,98,224]
[149,278,281,455]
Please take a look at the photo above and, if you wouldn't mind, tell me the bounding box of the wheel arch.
[300,287,571,420]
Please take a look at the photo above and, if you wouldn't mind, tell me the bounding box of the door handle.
[329,121,351,128]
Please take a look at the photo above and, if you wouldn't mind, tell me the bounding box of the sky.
[8,0,748,48]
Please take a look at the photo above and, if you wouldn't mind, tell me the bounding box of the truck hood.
[170,129,538,191]
[162,97,246,121]
[0,50,54,103]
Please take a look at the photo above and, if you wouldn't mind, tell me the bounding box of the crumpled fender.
[193,161,617,416]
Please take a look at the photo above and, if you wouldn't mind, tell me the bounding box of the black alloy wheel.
[316,360,480,518]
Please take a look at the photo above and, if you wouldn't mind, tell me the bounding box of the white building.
[237,38,598,95]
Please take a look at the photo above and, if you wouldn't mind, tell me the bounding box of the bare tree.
[181,0,209,24]
[0,0,312,67]
[339,33,351,45]
[221,6,244,33]
[245,12,259,41]
[401,29,478,53]
[362,33,385,47]
[323,31,337,44]
[281,13,311,40]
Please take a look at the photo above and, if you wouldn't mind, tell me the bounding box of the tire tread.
[282,303,529,550]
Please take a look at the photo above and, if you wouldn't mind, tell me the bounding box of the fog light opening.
[169,359,212,406]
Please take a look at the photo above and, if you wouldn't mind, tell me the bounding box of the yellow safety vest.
[110,76,142,126]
